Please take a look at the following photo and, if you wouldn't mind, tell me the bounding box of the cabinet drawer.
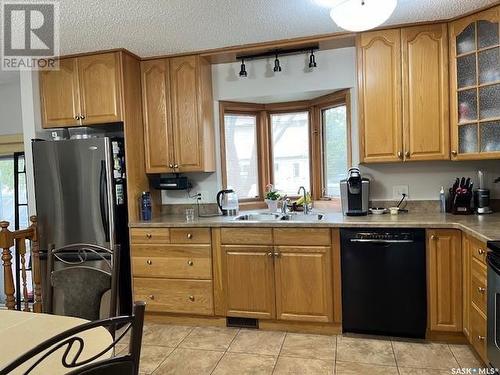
[131,228,170,244]
[471,258,487,315]
[170,228,211,244]
[133,277,213,315]
[131,244,211,279]
[273,228,331,246]
[220,228,273,245]
[471,237,487,265]
[470,304,487,362]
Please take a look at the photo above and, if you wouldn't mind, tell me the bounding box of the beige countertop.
[130,210,500,243]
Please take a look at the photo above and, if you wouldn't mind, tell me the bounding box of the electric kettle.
[216,189,239,216]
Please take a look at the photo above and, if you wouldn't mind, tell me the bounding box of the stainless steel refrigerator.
[32,137,132,315]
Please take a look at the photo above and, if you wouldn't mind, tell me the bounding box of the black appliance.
[340,228,427,338]
[487,241,500,369]
[340,168,370,216]
[151,175,191,190]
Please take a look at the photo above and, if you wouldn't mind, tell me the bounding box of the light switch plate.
[393,185,409,200]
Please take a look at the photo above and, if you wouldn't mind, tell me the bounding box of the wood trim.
[331,229,342,324]
[0,134,24,155]
[211,228,226,316]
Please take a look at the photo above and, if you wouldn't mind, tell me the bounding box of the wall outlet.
[198,191,209,202]
[393,185,409,200]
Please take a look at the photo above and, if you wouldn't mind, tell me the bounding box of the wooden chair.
[0,301,146,375]
[0,216,42,312]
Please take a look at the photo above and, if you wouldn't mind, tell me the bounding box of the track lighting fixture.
[309,49,317,68]
[273,53,282,72]
[239,59,247,77]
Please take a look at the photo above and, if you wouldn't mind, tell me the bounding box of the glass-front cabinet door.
[450,6,500,160]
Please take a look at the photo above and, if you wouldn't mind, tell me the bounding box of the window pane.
[270,112,310,196]
[224,114,259,199]
[323,105,348,197]
[0,157,15,224]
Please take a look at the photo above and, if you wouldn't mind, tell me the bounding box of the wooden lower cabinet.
[222,246,276,320]
[427,229,462,332]
[274,246,333,322]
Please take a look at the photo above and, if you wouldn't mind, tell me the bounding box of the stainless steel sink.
[280,213,325,221]
[234,213,282,221]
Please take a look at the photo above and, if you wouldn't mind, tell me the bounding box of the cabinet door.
[141,59,173,173]
[78,52,122,124]
[427,229,462,332]
[222,246,276,319]
[358,29,403,163]
[40,58,80,128]
[170,55,202,171]
[402,24,450,161]
[449,6,500,160]
[274,246,333,323]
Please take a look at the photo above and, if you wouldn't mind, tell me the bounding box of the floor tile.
[153,348,224,375]
[398,368,453,375]
[449,344,484,368]
[142,324,193,347]
[228,329,285,356]
[138,346,173,374]
[335,361,398,375]
[273,356,334,375]
[212,352,276,375]
[393,341,459,369]
[280,333,336,360]
[336,335,396,366]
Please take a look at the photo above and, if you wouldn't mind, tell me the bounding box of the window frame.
[219,89,351,206]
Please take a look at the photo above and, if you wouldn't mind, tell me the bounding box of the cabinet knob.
[169,163,174,168]
[148,294,155,300]
[174,164,179,169]
[274,252,281,258]
[146,233,152,239]
[74,115,80,120]
[478,287,486,293]
[147,259,152,265]
[478,248,485,255]
[187,260,194,266]
[187,233,193,239]
[397,151,403,159]
[188,295,195,302]
[405,151,410,158]
[80,114,86,120]
[267,252,273,257]
[478,335,485,341]
[431,235,438,240]
[451,150,458,157]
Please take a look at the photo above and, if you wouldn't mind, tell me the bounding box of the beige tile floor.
[119,323,485,375]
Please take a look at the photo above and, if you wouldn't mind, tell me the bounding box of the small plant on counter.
[264,184,281,212]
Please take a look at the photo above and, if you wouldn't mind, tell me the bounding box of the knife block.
[449,188,473,215]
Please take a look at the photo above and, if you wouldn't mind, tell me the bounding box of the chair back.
[47,243,119,321]
[0,216,42,312]
[0,301,146,375]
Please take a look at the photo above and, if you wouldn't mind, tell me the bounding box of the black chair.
[0,301,145,375]
[47,243,119,321]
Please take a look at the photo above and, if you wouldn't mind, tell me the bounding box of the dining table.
[0,310,113,375]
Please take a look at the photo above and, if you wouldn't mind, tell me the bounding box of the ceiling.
[53,0,497,57]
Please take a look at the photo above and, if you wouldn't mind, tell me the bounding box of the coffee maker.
[340,168,370,216]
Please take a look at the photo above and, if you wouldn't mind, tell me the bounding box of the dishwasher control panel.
[355,232,414,241]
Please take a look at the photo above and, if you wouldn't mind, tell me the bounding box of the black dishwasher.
[340,228,427,338]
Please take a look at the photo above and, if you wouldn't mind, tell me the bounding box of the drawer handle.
[478,335,485,341]
[187,233,193,239]
[147,259,152,265]
[188,295,195,302]
[478,287,486,293]
[148,295,155,300]
[478,248,485,255]
[146,233,152,239]
[187,260,194,266]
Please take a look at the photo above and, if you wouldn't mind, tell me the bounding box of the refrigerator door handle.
[100,160,110,243]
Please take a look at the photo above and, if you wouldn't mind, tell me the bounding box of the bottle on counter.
[140,191,152,221]
[439,186,446,213]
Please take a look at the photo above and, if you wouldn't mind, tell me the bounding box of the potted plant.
[264,184,280,212]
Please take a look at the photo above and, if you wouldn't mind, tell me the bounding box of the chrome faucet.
[281,196,290,214]
[297,186,310,215]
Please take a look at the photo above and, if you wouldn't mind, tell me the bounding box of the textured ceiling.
[54,0,496,57]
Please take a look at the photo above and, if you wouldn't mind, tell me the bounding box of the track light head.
[239,59,247,77]
[309,50,317,68]
[273,54,282,72]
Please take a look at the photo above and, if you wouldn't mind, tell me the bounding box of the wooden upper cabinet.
[449,5,500,160]
[402,24,450,161]
[77,53,123,124]
[358,29,403,163]
[141,59,173,173]
[274,246,333,323]
[141,55,215,173]
[427,229,462,332]
[40,58,80,128]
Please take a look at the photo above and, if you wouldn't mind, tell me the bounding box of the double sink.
[234,212,325,222]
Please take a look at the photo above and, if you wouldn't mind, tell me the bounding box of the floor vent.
[226,317,259,329]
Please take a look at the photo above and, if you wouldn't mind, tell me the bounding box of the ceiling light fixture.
[329,0,397,32]
[273,53,282,72]
[308,49,317,68]
[239,59,247,77]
